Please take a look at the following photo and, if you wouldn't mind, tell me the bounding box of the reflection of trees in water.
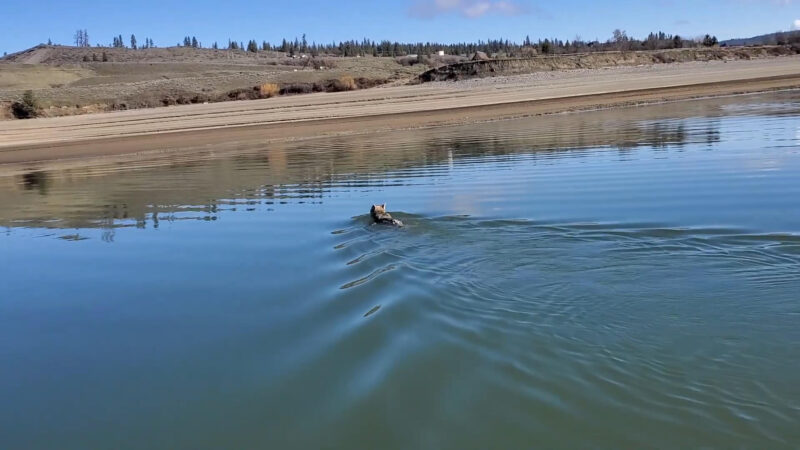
[0,112,726,232]
[20,171,50,195]
[369,116,719,164]
[617,122,687,150]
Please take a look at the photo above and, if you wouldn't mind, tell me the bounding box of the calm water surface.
[1,93,800,448]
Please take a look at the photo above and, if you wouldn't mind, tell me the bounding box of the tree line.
[63,29,722,57]
[176,30,722,57]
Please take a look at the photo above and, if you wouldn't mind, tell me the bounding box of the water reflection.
[20,171,49,195]
[0,92,762,233]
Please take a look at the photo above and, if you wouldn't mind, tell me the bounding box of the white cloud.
[409,0,527,18]
[464,2,492,17]
[794,19,800,29]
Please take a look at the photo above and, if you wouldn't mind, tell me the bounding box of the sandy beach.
[1,56,799,166]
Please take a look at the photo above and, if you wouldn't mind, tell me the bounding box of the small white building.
[437,50,445,56]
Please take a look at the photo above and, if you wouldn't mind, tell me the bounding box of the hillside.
[4,44,300,65]
[420,46,800,82]
[722,30,800,47]
[0,45,427,118]
[2,44,800,119]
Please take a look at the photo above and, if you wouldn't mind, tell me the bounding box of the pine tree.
[702,34,718,47]
[131,34,137,49]
[192,36,198,48]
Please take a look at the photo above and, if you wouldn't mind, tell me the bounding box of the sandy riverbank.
[1,57,799,166]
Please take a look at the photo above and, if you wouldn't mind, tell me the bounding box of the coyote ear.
[381,203,386,208]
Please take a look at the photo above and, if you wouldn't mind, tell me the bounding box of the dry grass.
[0,102,13,120]
[333,75,357,91]
[0,47,427,119]
[259,82,279,98]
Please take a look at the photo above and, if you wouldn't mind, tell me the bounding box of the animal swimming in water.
[370,204,403,226]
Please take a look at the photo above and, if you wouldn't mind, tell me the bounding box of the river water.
[1,92,799,448]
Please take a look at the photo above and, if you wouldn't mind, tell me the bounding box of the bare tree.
[73,29,89,47]
[612,29,628,51]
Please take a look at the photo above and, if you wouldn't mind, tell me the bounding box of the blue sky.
[2,0,799,55]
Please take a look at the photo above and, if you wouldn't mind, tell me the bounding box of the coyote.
[370,204,403,227]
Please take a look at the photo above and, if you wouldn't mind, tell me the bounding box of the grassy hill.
[2,43,799,119]
[0,45,427,118]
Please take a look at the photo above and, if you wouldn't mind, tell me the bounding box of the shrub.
[333,75,357,92]
[11,90,39,119]
[653,53,674,64]
[280,83,314,95]
[223,87,261,101]
[353,77,389,89]
[395,56,418,66]
[259,83,279,98]
[314,58,337,69]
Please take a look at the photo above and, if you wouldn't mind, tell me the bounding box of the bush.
[395,56,419,66]
[310,58,336,70]
[259,83,279,98]
[653,53,674,63]
[11,90,39,119]
[280,83,314,95]
[332,75,357,92]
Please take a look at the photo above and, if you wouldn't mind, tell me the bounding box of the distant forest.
[53,28,800,58]
[219,31,721,57]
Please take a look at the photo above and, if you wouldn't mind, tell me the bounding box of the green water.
[1,93,800,448]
